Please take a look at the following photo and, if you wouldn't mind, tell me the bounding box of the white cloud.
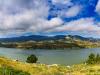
[0,0,100,37]
[0,0,64,35]
[96,0,100,14]
[57,5,81,18]
[29,17,63,32]
[0,0,49,34]
[48,17,63,26]
[65,5,81,17]
[52,0,72,5]
[48,18,100,34]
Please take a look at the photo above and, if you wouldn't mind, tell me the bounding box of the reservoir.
[0,48,100,65]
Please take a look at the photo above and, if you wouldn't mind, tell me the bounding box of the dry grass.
[0,57,100,75]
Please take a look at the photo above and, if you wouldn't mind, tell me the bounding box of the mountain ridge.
[0,35,99,42]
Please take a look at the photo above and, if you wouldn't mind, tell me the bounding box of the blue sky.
[0,0,100,38]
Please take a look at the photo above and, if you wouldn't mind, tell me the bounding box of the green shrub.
[86,53,96,64]
[86,53,100,64]
[26,54,38,63]
[95,54,100,64]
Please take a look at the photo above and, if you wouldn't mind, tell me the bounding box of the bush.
[86,53,96,64]
[26,54,38,63]
[95,54,100,64]
[86,53,100,64]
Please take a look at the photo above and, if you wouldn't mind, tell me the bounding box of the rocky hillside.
[0,35,100,49]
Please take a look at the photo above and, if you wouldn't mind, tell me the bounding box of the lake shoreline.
[0,47,100,65]
[0,57,100,75]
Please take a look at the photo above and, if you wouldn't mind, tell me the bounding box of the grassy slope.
[0,57,100,75]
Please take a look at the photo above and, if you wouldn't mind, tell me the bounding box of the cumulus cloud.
[0,0,100,37]
[52,0,72,5]
[96,0,100,14]
[65,5,81,17]
[48,18,100,34]
[0,0,64,35]
[0,0,44,32]
[29,17,63,33]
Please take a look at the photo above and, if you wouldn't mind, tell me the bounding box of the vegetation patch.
[86,53,100,64]
[0,65,30,75]
[0,54,100,75]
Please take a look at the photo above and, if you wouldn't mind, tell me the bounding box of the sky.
[0,0,100,38]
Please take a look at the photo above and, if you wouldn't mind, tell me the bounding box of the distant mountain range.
[0,35,99,42]
[0,35,100,49]
[66,35,100,42]
[0,35,66,42]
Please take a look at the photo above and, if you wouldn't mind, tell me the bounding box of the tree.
[26,54,38,63]
[86,53,96,64]
[95,54,100,64]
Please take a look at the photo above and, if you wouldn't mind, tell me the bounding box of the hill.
[0,35,66,42]
[0,35,100,49]
[0,35,99,42]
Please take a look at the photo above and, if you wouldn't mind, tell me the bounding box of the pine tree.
[86,53,96,64]
[95,54,100,64]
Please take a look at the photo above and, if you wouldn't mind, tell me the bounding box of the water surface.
[0,48,100,65]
